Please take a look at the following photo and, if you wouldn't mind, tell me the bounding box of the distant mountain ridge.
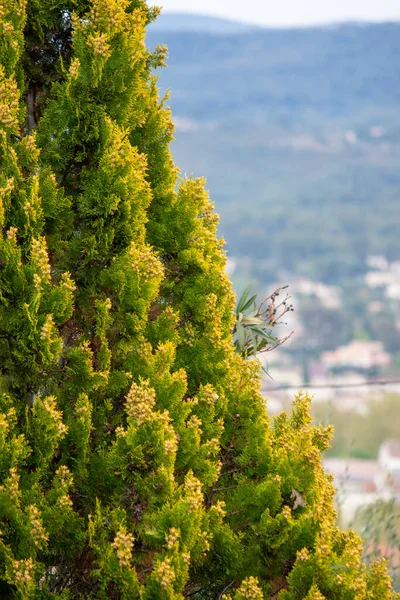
[148,12,259,34]
[146,20,400,287]
[149,12,399,35]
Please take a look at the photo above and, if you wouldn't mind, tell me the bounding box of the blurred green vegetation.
[354,500,400,592]
[312,394,400,458]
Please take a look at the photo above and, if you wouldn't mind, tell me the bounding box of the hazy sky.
[154,0,400,27]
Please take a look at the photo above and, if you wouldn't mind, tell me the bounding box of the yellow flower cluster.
[40,314,55,341]
[183,321,197,347]
[90,0,129,32]
[297,547,310,561]
[54,467,73,509]
[112,526,134,568]
[26,176,41,222]
[342,529,364,564]
[312,424,334,452]
[316,539,331,559]
[128,243,164,285]
[13,557,34,586]
[155,556,175,590]
[281,505,292,520]
[115,426,127,438]
[210,500,226,518]
[16,132,40,169]
[23,133,37,153]
[158,411,177,455]
[31,237,51,283]
[218,270,235,300]
[187,414,202,434]
[8,466,19,491]
[58,494,73,509]
[33,273,42,289]
[304,444,322,468]
[166,527,180,549]
[69,58,80,80]
[0,412,8,440]
[55,465,73,489]
[158,465,175,484]
[60,272,76,294]
[105,133,131,171]
[0,176,14,212]
[75,406,88,418]
[203,438,220,456]
[196,530,210,553]
[2,20,13,34]
[42,396,68,438]
[198,384,219,405]
[205,293,218,310]
[200,203,219,228]
[305,585,326,600]
[6,226,17,241]
[311,476,336,524]
[0,0,24,21]
[28,505,48,547]
[164,436,177,455]
[0,467,20,502]
[236,576,264,599]
[125,379,156,425]
[88,32,110,57]
[184,472,203,512]
[0,68,20,132]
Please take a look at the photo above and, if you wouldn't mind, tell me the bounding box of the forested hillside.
[148,18,400,286]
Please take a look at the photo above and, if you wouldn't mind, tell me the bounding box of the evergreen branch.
[217,580,235,599]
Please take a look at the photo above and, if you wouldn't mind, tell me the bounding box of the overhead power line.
[263,379,400,392]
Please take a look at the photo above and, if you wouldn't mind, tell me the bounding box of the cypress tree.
[0,0,397,598]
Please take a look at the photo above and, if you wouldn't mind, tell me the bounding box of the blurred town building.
[324,440,400,526]
[321,340,391,371]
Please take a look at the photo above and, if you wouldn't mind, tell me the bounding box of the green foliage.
[0,1,397,598]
